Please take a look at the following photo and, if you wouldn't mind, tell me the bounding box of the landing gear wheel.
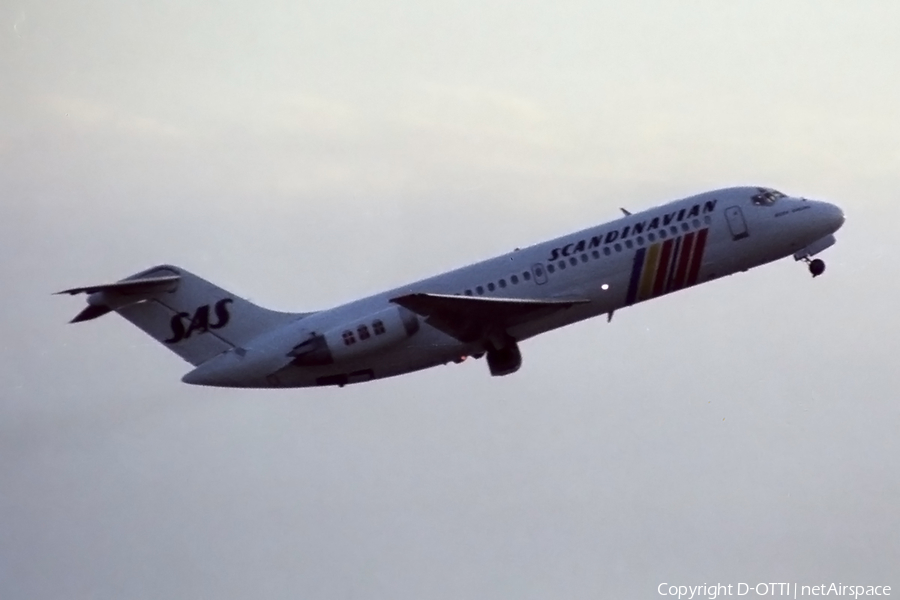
[808,258,825,278]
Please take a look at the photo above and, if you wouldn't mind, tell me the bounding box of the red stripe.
[665,237,683,293]
[652,239,674,297]
[671,232,695,291]
[685,228,709,286]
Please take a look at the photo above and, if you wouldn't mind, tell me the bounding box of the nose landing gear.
[803,257,826,278]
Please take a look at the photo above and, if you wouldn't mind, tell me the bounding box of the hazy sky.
[2,1,899,598]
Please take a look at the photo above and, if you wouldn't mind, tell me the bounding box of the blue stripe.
[625,247,646,305]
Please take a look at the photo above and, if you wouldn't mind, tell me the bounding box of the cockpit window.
[751,188,786,206]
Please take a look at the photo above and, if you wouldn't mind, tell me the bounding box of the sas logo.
[164,298,234,344]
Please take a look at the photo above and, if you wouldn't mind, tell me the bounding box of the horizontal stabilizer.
[70,303,114,323]
[56,274,181,297]
[57,273,181,323]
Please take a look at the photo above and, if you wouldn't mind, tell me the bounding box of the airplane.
[58,186,845,389]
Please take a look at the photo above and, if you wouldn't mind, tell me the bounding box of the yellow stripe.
[638,243,661,300]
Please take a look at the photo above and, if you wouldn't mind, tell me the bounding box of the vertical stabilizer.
[58,265,309,366]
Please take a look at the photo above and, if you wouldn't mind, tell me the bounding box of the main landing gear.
[802,257,826,278]
[482,333,522,377]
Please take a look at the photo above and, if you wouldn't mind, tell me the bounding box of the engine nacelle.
[289,306,420,366]
[486,340,522,377]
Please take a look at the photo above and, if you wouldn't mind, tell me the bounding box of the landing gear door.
[725,206,749,240]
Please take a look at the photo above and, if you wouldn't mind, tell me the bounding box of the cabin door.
[724,206,749,240]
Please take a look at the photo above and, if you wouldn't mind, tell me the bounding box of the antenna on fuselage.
[619,208,632,216]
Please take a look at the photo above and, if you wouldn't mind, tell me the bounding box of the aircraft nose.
[821,202,845,233]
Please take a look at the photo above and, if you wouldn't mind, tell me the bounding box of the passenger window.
[659,230,667,239]
[357,325,371,340]
[704,215,712,225]
[614,243,622,252]
[636,236,644,245]
[648,233,656,242]
[511,275,519,284]
[681,222,689,232]
[465,289,473,296]
[487,282,495,291]
[669,226,678,235]
[558,261,566,270]
[625,240,633,249]
[692,219,700,228]
[373,320,386,335]
[499,279,506,288]
[523,270,532,280]
[592,250,600,259]
[569,257,578,266]
[342,330,356,346]
[581,253,588,263]
[547,264,555,273]
[603,247,611,256]
[476,286,484,295]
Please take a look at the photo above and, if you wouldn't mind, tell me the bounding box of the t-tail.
[57,265,307,366]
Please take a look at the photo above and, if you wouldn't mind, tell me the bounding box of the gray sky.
[2,1,899,598]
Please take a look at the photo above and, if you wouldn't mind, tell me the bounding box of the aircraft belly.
[268,328,466,388]
[708,230,794,275]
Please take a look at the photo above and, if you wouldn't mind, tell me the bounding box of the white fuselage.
[183,186,845,388]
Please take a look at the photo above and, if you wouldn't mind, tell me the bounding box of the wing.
[390,293,589,343]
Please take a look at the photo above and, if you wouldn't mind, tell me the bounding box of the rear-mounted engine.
[288,306,420,366]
